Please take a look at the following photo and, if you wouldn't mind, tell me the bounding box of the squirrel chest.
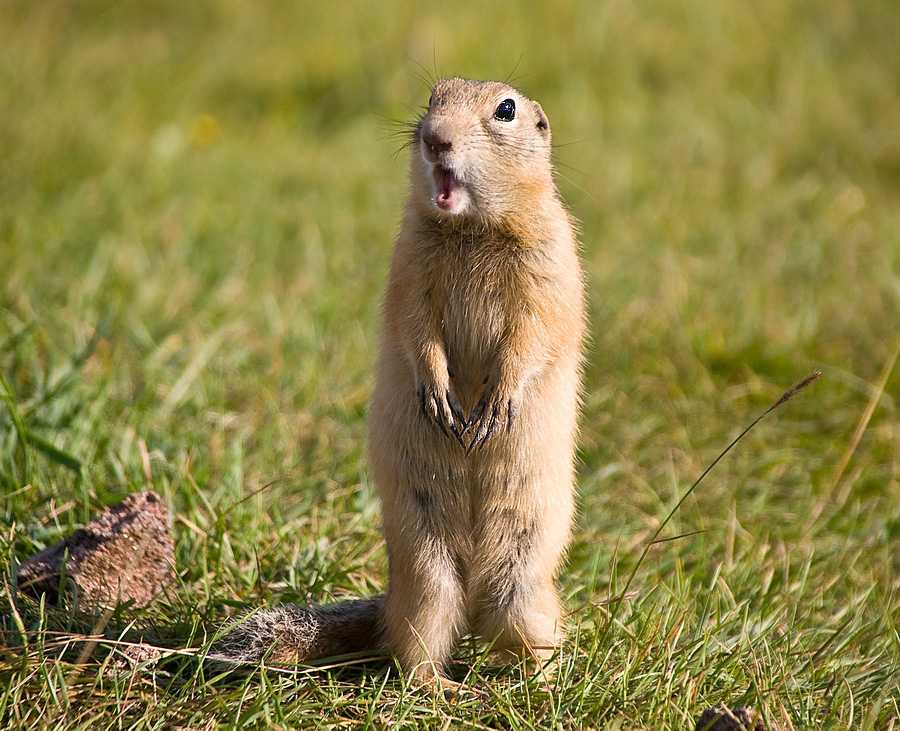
[419,233,550,407]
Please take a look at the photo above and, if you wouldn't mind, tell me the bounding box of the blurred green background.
[1,0,898,727]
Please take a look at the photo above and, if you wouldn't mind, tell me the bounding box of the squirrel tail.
[210,596,385,667]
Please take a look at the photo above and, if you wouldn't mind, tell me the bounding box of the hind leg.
[372,407,470,688]
[470,521,567,665]
[469,393,577,665]
[382,529,466,687]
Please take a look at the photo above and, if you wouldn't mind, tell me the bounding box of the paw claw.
[465,384,519,454]
[418,379,467,445]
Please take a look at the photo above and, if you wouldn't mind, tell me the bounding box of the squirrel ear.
[534,102,550,135]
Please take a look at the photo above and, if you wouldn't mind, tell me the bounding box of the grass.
[1,0,898,727]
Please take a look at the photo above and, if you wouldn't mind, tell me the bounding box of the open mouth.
[432,165,463,212]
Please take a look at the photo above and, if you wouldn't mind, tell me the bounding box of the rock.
[16,492,175,609]
[695,707,774,731]
[107,641,165,675]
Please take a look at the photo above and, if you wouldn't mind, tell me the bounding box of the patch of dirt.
[16,492,175,609]
[695,707,780,731]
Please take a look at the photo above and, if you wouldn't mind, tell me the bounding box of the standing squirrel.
[213,78,586,693]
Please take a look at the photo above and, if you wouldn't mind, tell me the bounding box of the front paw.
[465,381,520,453]
[418,380,466,444]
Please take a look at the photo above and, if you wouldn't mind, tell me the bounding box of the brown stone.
[16,492,174,609]
[107,641,165,675]
[695,707,774,731]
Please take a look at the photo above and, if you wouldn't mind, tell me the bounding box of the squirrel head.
[410,78,556,225]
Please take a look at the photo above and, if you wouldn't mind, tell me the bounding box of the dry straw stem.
[607,369,824,620]
[804,343,898,533]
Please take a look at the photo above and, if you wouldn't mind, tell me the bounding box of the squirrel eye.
[494,99,516,122]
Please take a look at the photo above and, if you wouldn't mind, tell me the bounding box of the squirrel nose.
[421,131,452,154]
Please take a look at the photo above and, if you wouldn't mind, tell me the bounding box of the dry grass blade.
[805,345,898,532]
[604,370,824,631]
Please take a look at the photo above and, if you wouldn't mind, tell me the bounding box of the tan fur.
[213,78,586,692]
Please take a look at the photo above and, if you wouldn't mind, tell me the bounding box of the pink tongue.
[435,168,456,210]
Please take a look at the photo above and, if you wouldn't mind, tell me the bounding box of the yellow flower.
[190,114,220,147]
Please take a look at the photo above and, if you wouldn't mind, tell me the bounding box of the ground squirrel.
[213,78,586,693]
